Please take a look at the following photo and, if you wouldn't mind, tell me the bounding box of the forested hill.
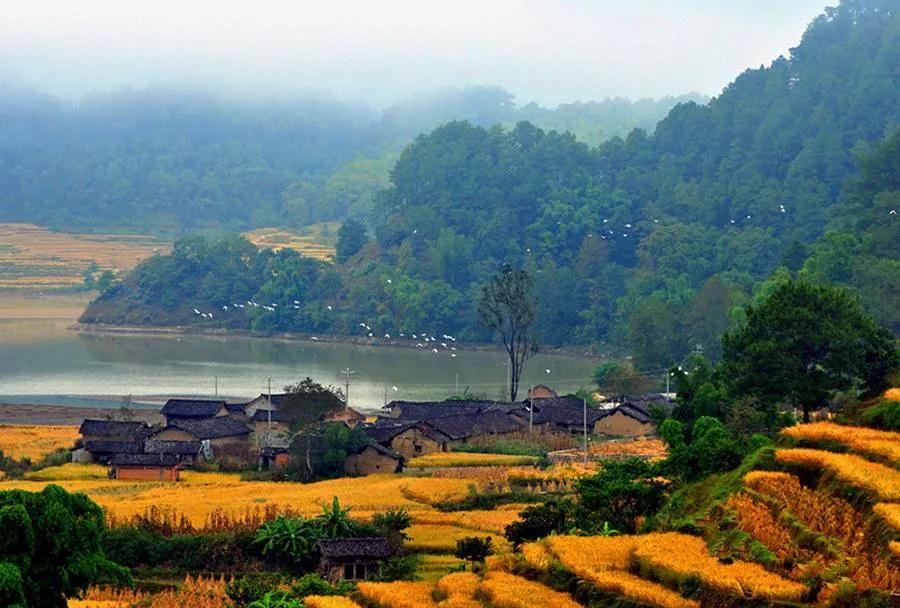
[82,0,900,366]
[0,83,698,232]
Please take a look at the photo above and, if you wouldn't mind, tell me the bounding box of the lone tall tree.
[478,266,538,401]
[723,281,898,422]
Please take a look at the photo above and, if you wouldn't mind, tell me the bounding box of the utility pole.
[267,376,272,437]
[214,375,218,397]
[582,396,588,465]
[341,368,356,409]
[455,373,459,395]
[528,381,535,437]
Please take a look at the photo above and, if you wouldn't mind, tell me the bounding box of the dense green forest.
[0,82,697,232]
[82,0,900,367]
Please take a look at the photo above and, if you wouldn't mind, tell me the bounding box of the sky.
[0,0,834,108]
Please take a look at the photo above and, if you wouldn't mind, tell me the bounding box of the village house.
[143,438,202,464]
[593,402,657,437]
[160,398,230,425]
[344,443,403,475]
[76,419,151,463]
[523,396,605,435]
[423,410,523,447]
[363,421,448,460]
[317,538,393,582]
[110,453,181,481]
[150,416,252,450]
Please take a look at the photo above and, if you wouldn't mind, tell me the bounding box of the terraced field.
[243,222,338,261]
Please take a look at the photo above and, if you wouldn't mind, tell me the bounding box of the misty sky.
[1,0,833,108]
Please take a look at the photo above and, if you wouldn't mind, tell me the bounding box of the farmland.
[0,424,79,460]
[243,223,338,261]
[0,223,168,290]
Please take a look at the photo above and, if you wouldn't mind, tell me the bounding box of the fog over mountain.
[2,0,830,107]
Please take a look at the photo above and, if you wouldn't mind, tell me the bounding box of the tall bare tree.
[478,265,539,401]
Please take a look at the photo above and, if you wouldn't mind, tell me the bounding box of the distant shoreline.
[70,322,604,360]
[0,403,164,426]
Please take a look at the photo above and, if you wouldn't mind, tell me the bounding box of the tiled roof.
[169,417,251,440]
[79,419,148,438]
[111,453,181,467]
[363,421,421,443]
[84,440,143,454]
[387,400,520,421]
[530,397,604,426]
[424,411,521,441]
[144,439,202,455]
[225,403,249,414]
[161,399,227,418]
[251,409,292,423]
[317,538,392,559]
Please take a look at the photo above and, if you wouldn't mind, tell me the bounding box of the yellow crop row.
[781,422,900,464]
[873,503,900,531]
[406,524,508,553]
[435,572,480,599]
[305,596,363,608]
[357,581,437,608]
[775,448,900,501]
[884,388,900,401]
[0,425,79,461]
[632,533,805,601]
[588,570,699,608]
[890,541,900,559]
[24,463,109,481]
[727,493,794,559]
[412,509,522,534]
[0,473,474,525]
[407,452,538,468]
[480,572,580,608]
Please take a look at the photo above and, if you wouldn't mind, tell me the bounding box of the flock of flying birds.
[190,205,898,330]
[190,299,462,357]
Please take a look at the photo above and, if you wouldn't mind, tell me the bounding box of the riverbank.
[71,322,605,359]
[0,403,163,426]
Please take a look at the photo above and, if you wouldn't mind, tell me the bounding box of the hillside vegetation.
[82,0,900,359]
[0,83,696,233]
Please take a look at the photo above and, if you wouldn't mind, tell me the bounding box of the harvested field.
[0,223,168,290]
[243,223,338,261]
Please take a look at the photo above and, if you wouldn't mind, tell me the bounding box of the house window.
[414,444,423,454]
[343,564,355,580]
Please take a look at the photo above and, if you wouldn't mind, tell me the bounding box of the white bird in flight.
[193,308,200,315]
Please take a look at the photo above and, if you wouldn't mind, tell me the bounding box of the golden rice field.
[781,422,900,464]
[775,448,900,500]
[0,223,167,290]
[0,469,477,524]
[407,452,539,468]
[243,224,337,261]
[70,576,227,608]
[406,524,509,553]
[874,502,900,531]
[412,509,522,534]
[480,572,580,608]
[356,581,437,608]
[24,463,109,480]
[884,388,900,401]
[0,424,78,460]
[588,437,668,459]
[631,533,806,601]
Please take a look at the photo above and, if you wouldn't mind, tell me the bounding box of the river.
[0,318,597,413]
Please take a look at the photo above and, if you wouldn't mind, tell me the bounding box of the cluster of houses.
[74,384,671,480]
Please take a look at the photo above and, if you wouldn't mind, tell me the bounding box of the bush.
[226,572,285,605]
[504,499,577,548]
[859,399,900,431]
[374,555,420,582]
[576,459,668,534]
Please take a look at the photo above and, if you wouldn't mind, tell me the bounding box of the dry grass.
[0,223,167,290]
[243,224,337,261]
[0,424,78,460]
[775,448,900,500]
[407,452,538,468]
[781,422,900,464]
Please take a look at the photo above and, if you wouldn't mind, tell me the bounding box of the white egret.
[311,336,319,340]
[392,386,398,391]
[193,308,201,314]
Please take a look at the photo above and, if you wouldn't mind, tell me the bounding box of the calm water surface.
[0,319,597,412]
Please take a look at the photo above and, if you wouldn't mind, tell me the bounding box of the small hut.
[316,538,393,582]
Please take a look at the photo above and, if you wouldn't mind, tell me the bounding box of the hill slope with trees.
[82,0,900,362]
